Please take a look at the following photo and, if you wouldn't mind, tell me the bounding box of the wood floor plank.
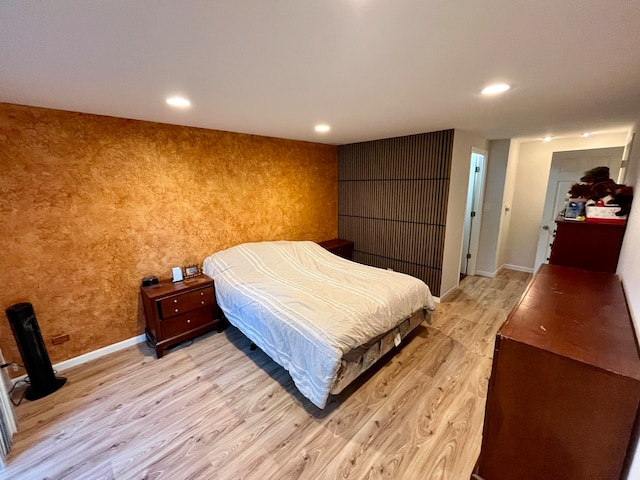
[317,342,477,480]
[1,269,531,480]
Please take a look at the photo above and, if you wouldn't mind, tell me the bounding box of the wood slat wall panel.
[338,130,454,296]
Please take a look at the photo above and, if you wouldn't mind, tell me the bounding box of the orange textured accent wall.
[0,103,337,371]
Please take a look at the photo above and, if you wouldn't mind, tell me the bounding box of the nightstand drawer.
[157,286,214,319]
[160,307,213,338]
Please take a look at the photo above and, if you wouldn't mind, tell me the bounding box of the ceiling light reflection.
[166,96,191,107]
[481,83,511,95]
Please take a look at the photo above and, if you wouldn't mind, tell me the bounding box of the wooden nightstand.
[140,274,224,358]
[318,238,354,260]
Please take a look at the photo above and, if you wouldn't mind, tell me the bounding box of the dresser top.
[140,274,213,300]
[499,264,640,380]
[555,217,627,230]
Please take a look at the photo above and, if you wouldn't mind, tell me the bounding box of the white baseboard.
[502,264,534,274]
[437,285,458,302]
[477,264,534,277]
[11,333,147,384]
[475,270,496,278]
[53,334,147,373]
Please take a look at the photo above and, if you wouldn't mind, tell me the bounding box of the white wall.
[475,139,522,277]
[440,129,489,298]
[503,132,629,270]
[476,139,509,276]
[616,122,640,480]
[497,141,520,270]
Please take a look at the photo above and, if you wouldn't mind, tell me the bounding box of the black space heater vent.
[6,302,66,401]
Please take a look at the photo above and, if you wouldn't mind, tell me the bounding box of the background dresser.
[549,218,626,273]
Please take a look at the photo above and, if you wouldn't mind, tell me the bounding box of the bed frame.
[330,308,431,395]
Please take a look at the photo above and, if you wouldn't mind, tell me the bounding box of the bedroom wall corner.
[0,103,338,371]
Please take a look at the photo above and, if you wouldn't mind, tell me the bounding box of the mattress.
[203,240,436,408]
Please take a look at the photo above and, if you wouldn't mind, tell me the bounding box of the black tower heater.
[6,302,66,401]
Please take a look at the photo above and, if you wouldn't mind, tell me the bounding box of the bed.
[203,241,436,408]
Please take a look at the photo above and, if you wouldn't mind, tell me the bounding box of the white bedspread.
[203,241,435,408]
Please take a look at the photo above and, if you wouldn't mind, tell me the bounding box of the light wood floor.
[2,270,531,480]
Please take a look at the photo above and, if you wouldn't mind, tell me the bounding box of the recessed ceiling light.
[544,136,552,142]
[315,124,331,133]
[582,132,590,138]
[166,96,191,107]
[481,83,511,95]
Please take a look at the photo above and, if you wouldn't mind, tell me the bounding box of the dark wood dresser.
[318,238,354,260]
[141,274,224,358]
[474,264,640,480]
[549,218,626,273]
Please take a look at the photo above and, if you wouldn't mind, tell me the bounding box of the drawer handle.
[173,299,178,303]
[201,301,205,305]
[200,292,204,296]
[187,319,191,323]
[174,308,179,313]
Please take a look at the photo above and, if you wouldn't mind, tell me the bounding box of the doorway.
[533,147,624,273]
[461,148,488,278]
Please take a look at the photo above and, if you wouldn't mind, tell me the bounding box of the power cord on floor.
[8,377,30,407]
[2,362,29,406]
[1,362,24,371]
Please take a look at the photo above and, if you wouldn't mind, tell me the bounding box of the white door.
[533,147,624,273]
[460,149,487,276]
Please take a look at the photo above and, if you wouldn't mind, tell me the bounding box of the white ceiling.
[1,0,639,145]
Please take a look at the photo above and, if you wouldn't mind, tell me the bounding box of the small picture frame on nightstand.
[183,264,201,279]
